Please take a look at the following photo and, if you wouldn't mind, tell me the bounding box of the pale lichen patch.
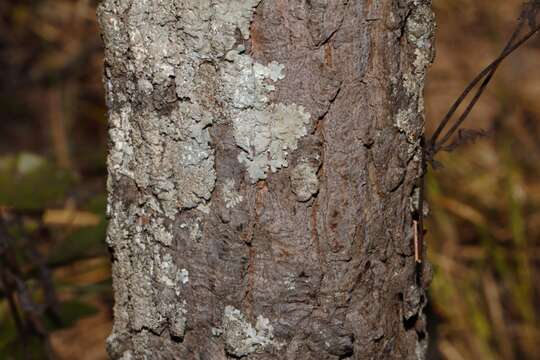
[234,104,311,182]
[103,0,272,220]
[214,0,262,40]
[169,300,188,339]
[290,154,321,202]
[284,274,296,291]
[107,103,216,220]
[222,178,244,209]
[395,108,415,141]
[222,306,280,357]
[406,4,435,72]
[220,43,312,183]
[189,221,203,242]
[196,202,211,214]
[211,327,223,337]
[395,3,435,144]
[409,187,430,217]
[157,252,178,288]
[146,218,174,247]
[179,268,189,284]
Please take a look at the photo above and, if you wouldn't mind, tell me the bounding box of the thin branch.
[428,21,521,145]
[429,20,540,153]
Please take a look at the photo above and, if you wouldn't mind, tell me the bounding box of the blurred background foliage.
[0,0,538,359]
[0,0,110,359]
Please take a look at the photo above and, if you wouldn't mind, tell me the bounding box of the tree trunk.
[97,0,435,359]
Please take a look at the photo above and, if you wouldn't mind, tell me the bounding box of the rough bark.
[97,0,435,359]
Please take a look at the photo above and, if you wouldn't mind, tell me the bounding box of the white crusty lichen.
[214,0,262,40]
[110,104,216,219]
[220,46,285,109]
[102,0,269,220]
[106,67,217,219]
[222,178,244,209]
[395,108,415,137]
[290,158,321,202]
[169,300,188,339]
[179,268,189,284]
[104,0,314,214]
[222,306,280,357]
[416,337,428,360]
[409,187,430,216]
[211,327,223,337]
[284,273,296,291]
[406,4,435,74]
[156,252,179,288]
[189,221,202,241]
[395,3,435,143]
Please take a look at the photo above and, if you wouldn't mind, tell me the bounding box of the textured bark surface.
[98,0,435,359]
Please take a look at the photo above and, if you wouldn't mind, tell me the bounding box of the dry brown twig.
[415,1,540,264]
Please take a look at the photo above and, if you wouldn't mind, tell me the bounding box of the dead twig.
[416,2,540,263]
